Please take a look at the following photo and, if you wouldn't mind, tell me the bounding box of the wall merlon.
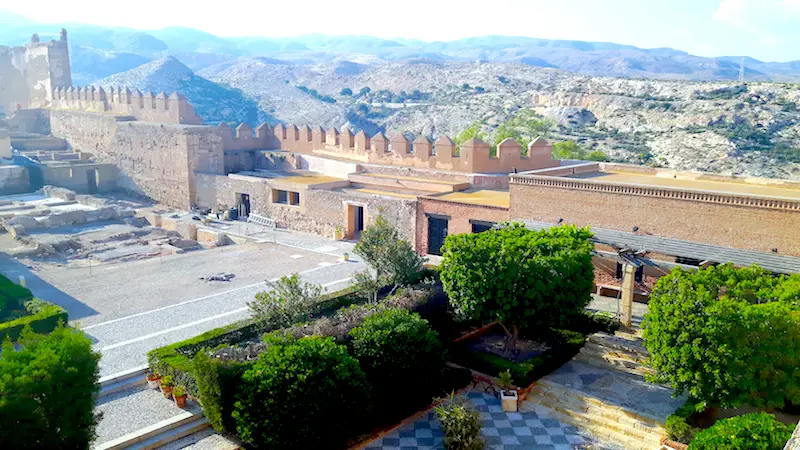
[267,125,557,174]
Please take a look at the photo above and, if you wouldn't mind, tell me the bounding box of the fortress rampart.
[51,86,203,125]
[219,122,558,174]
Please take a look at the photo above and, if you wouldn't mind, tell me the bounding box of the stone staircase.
[524,331,684,450]
[575,330,655,378]
[527,378,666,450]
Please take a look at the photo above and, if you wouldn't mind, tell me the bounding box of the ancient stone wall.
[41,164,118,193]
[0,165,30,195]
[194,173,416,244]
[509,181,800,256]
[218,122,558,174]
[0,30,71,114]
[51,86,203,125]
[50,110,223,208]
[415,197,509,254]
[0,127,10,159]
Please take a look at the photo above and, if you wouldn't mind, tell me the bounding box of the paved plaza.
[363,391,620,450]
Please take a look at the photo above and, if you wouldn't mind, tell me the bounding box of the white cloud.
[712,0,748,26]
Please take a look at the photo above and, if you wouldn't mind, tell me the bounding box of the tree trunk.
[498,322,519,357]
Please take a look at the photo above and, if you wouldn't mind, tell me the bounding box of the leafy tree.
[688,413,792,450]
[232,334,367,449]
[0,325,101,449]
[552,140,608,161]
[248,274,323,330]
[643,265,800,411]
[349,308,444,404]
[453,120,489,146]
[354,215,425,290]
[340,87,353,96]
[440,223,595,352]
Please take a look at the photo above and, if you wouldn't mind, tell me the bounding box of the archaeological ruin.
[2,28,800,278]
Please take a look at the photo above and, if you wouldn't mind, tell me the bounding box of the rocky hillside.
[96,57,273,125]
[198,59,800,180]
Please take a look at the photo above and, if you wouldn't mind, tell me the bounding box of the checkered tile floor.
[363,391,614,449]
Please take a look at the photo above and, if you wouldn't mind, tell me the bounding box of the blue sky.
[2,0,799,62]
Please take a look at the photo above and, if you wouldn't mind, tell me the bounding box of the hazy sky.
[2,0,800,62]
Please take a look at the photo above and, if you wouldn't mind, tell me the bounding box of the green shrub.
[0,299,67,342]
[665,398,700,443]
[688,413,792,450]
[193,350,250,433]
[349,308,444,404]
[232,335,368,449]
[0,275,33,318]
[434,395,485,450]
[0,325,100,448]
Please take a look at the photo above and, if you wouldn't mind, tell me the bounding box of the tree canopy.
[0,325,101,449]
[440,223,595,348]
[643,264,800,411]
[353,215,425,290]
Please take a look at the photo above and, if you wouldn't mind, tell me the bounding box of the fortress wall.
[51,86,203,125]
[219,122,559,174]
[50,109,223,208]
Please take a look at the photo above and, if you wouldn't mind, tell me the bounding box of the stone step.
[576,343,655,378]
[532,381,666,433]
[528,402,657,450]
[348,172,470,193]
[94,409,208,450]
[11,137,68,151]
[587,332,649,359]
[532,390,665,442]
[98,366,148,398]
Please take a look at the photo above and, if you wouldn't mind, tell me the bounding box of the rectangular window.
[289,191,300,206]
[273,190,288,204]
[470,220,495,234]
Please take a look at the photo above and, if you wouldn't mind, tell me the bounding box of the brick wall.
[509,183,800,256]
[416,197,509,254]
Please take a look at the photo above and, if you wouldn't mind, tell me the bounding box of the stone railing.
[510,174,800,212]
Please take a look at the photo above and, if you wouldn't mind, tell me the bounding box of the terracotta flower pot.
[174,394,188,408]
[146,375,161,389]
[160,385,173,399]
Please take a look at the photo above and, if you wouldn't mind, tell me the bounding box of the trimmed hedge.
[147,286,359,396]
[349,308,445,405]
[0,299,67,342]
[232,334,368,449]
[0,274,33,318]
[665,398,701,444]
[688,412,792,450]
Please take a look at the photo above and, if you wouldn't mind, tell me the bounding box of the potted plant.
[146,371,161,389]
[334,225,344,241]
[160,375,175,399]
[173,385,188,408]
[498,369,518,412]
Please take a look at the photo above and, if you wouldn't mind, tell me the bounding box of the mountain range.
[3,10,800,83]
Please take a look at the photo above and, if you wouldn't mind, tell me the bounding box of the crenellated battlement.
[221,122,559,174]
[50,85,203,125]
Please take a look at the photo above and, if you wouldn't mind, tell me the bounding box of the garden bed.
[0,274,67,341]
[447,311,620,388]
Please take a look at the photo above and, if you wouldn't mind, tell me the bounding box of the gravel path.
[94,385,199,446]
